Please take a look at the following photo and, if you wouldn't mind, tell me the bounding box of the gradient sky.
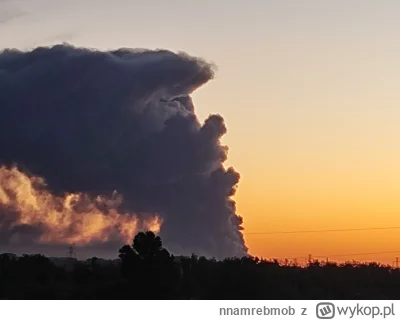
[2,0,400,264]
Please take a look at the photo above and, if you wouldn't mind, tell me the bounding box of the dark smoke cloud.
[0,44,247,259]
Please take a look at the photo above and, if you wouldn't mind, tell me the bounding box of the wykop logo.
[316,302,335,319]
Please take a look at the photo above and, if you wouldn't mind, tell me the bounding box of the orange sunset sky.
[2,0,400,264]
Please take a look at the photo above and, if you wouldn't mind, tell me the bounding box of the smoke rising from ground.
[0,44,247,259]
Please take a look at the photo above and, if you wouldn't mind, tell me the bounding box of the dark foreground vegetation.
[1,231,400,299]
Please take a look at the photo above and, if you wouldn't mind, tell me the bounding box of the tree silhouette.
[133,231,163,259]
[3,232,400,299]
[118,231,166,261]
[118,231,181,298]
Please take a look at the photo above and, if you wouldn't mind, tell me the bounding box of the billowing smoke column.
[0,44,247,259]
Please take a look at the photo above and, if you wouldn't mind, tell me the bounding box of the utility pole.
[396,257,399,268]
[308,254,312,264]
[67,244,76,259]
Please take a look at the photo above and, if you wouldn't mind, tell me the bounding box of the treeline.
[1,231,400,299]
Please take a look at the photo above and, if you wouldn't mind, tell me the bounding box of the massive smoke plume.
[0,44,247,259]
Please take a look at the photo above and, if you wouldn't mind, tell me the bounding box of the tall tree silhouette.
[118,231,181,298]
[133,231,163,259]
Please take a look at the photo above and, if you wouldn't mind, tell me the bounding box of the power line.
[245,226,400,262]
[270,250,400,261]
[244,226,400,235]
[314,250,400,258]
